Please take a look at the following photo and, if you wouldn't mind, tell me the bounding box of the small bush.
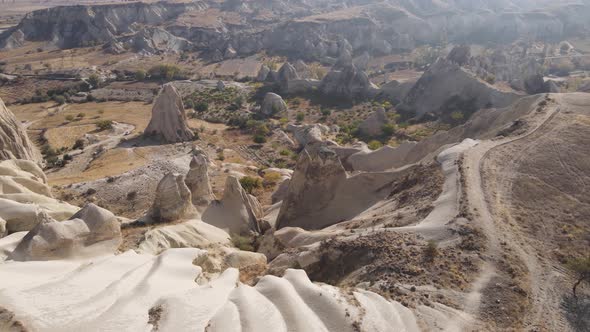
[296,112,305,122]
[72,139,85,150]
[76,112,85,118]
[53,95,66,105]
[239,176,262,194]
[367,140,383,150]
[95,119,113,131]
[253,134,267,144]
[382,124,396,137]
[134,70,146,81]
[231,234,255,251]
[263,172,282,186]
[65,115,75,121]
[424,240,439,262]
[195,101,209,113]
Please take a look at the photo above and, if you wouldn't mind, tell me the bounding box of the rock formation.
[277,62,300,93]
[276,145,408,230]
[399,58,521,118]
[320,63,377,100]
[259,92,287,117]
[202,176,262,235]
[185,154,215,211]
[0,159,78,233]
[10,203,121,261]
[256,65,270,82]
[524,74,551,95]
[144,84,194,143]
[359,107,389,137]
[148,172,197,223]
[0,98,40,163]
[447,45,471,65]
[286,123,329,148]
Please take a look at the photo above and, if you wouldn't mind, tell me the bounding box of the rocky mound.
[399,58,521,118]
[0,98,39,163]
[0,1,204,49]
[358,107,389,137]
[144,84,194,143]
[10,203,121,261]
[320,63,378,100]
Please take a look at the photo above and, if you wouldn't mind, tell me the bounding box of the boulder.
[260,92,287,117]
[148,173,198,223]
[216,80,225,91]
[286,123,329,147]
[224,45,237,59]
[202,176,262,235]
[10,203,122,261]
[353,51,370,71]
[185,154,215,211]
[144,84,194,143]
[359,107,389,137]
[0,98,40,163]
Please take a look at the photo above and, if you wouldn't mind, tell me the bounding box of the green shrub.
[253,134,267,144]
[195,101,209,113]
[65,115,75,121]
[95,119,113,131]
[567,256,590,297]
[230,234,255,251]
[367,140,383,150]
[76,112,85,118]
[382,124,396,137]
[53,95,66,105]
[239,176,262,194]
[134,70,146,81]
[88,74,102,88]
[296,112,305,122]
[72,139,85,150]
[424,240,439,262]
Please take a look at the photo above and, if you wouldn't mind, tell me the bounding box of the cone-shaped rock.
[144,84,194,143]
[202,176,262,235]
[185,154,215,211]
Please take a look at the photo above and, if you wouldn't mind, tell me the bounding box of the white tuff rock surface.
[0,249,419,331]
[9,203,121,261]
[0,159,78,233]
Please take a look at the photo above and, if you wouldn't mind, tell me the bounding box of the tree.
[567,256,590,298]
[195,101,209,113]
[368,140,383,150]
[95,119,113,131]
[135,70,146,81]
[88,74,102,88]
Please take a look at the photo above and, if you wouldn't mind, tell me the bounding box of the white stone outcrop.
[260,92,287,117]
[10,203,121,261]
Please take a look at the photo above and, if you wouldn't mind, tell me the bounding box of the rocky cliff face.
[0,1,206,49]
[3,0,588,60]
[0,98,40,163]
